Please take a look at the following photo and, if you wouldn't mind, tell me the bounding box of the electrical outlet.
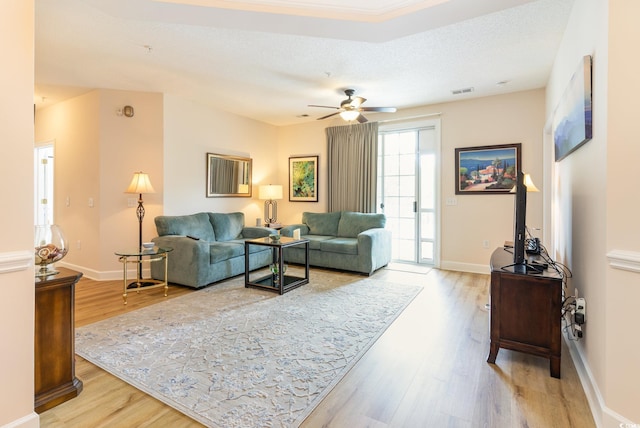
[76,240,81,250]
[575,288,579,299]
[482,240,490,249]
[127,198,136,208]
[445,197,457,206]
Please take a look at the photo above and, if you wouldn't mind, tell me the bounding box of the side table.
[115,247,172,304]
[244,236,309,294]
[35,267,83,413]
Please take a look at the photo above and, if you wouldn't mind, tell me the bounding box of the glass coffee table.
[244,236,309,294]
[115,246,172,304]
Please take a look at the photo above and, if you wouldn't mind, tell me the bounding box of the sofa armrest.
[242,227,276,239]
[357,228,392,272]
[280,224,309,237]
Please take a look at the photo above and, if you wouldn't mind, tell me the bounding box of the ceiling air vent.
[451,87,474,95]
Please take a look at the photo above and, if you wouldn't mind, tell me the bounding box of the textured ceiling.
[34,0,574,126]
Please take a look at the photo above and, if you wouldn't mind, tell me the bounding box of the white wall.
[546,0,639,425]
[0,1,39,427]
[277,89,546,273]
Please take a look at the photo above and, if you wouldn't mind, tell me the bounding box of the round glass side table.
[114,246,173,304]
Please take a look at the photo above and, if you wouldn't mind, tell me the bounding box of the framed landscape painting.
[289,156,318,202]
[553,55,593,162]
[455,143,521,194]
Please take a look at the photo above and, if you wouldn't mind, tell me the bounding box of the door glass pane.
[420,154,435,210]
[34,144,54,225]
[421,242,434,260]
[421,212,435,240]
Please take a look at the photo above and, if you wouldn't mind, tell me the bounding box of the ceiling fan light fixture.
[340,110,360,121]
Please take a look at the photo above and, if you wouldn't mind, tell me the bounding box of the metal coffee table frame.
[244,236,309,294]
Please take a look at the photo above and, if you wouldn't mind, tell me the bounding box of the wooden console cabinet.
[487,248,563,378]
[35,267,83,412]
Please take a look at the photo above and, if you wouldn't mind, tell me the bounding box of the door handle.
[413,201,417,213]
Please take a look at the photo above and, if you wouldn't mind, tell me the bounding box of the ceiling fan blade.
[360,107,397,113]
[351,96,366,108]
[308,104,340,110]
[317,111,340,120]
[357,114,368,123]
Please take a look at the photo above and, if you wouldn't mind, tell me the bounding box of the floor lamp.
[125,171,155,284]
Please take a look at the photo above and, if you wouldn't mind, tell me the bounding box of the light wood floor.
[39,268,595,427]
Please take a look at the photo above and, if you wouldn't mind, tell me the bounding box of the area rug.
[75,270,422,427]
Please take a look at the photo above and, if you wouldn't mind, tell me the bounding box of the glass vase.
[34,224,69,277]
[269,263,287,286]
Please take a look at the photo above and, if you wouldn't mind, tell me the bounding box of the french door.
[378,122,440,266]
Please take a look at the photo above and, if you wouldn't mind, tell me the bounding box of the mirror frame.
[206,153,252,197]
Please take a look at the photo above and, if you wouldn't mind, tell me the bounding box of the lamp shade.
[340,110,360,121]
[125,172,155,194]
[523,174,540,192]
[259,184,283,200]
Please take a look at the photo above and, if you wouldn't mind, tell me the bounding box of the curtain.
[326,121,378,212]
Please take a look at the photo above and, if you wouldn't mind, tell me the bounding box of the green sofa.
[150,212,274,288]
[279,211,391,275]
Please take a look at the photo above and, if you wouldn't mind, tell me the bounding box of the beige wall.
[547,0,639,425]
[35,89,164,280]
[162,95,278,223]
[606,0,640,422]
[0,1,39,427]
[276,89,546,272]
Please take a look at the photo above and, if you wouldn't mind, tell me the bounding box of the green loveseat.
[279,211,391,275]
[150,212,274,288]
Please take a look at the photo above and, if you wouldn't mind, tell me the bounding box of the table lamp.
[259,184,283,225]
[125,171,155,281]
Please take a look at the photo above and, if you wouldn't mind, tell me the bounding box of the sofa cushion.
[154,212,215,241]
[337,211,386,238]
[209,212,244,241]
[229,239,271,255]
[320,237,358,255]
[302,211,342,236]
[209,242,244,263]
[303,235,335,250]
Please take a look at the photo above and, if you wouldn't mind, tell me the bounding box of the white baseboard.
[1,412,39,428]
[439,260,490,274]
[58,261,149,282]
[563,333,637,427]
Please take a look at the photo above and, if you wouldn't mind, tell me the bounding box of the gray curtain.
[326,121,378,212]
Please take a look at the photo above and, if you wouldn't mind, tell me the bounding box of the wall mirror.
[206,153,252,197]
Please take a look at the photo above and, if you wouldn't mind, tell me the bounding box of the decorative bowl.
[269,234,281,242]
[142,242,155,249]
[34,224,69,277]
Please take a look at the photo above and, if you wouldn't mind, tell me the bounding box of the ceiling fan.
[309,89,397,123]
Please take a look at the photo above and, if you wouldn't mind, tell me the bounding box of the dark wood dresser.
[487,248,563,378]
[34,267,83,412]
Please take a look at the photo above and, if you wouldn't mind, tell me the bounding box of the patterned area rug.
[75,270,422,427]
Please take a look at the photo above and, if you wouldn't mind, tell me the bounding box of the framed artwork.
[553,55,593,162]
[455,143,521,194]
[289,156,318,202]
